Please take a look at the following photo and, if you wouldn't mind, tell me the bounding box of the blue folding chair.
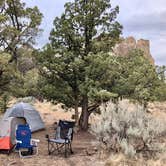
[15,124,40,158]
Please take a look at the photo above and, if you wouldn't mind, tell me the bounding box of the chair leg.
[36,146,39,155]
[56,143,60,152]
[65,143,67,158]
[47,141,51,155]
[18,147,38,158]
[28,147,33,155]
[19,150,22,158]
[19,149,29,158]
[70,143,73,154]
[47,140,73,157]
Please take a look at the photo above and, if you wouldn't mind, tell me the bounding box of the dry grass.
[105,153,166,166]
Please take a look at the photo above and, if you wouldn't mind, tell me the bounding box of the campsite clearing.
[0,100,166,166]
[0,101,102,166]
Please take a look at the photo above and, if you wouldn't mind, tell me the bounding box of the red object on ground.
[0,137,13,150]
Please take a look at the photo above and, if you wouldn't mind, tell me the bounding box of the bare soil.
[0,100,166,166]
[0,127,102,166]
[0,101,103,166]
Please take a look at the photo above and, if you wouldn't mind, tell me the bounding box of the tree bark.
[79,95,89,131]
[74,99,79,126]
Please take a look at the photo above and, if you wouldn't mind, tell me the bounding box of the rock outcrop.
[113,37,155,64]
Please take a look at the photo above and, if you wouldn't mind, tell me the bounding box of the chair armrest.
[31,139,40,146]
[16,140,22,144]
[31,139,40,143]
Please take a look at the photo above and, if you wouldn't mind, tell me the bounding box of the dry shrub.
[91,101,166,158]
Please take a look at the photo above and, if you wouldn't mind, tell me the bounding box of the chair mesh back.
[55,126,61,139]
[56,120,75,140]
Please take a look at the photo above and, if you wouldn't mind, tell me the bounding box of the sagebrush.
[91,100,166,158]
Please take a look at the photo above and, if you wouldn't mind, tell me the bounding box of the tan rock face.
[113,37,155,64]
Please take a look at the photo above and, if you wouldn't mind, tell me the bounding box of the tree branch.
[88,103,100,115]
[11,0,20,30]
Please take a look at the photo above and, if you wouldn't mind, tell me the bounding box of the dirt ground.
[0,100,166,166]
[0,126,102,166]
[0,101,103,166]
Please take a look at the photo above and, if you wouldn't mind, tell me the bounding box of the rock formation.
[113,37,155,64]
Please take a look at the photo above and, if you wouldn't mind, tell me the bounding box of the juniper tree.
[112,50,160,108]
[0,0,42,98]
[37,0,122,130]
[0,53,12,92]
[0,0,42,62]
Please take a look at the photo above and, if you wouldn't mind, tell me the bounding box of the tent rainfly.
[2,102,45,132]
[0,117,26,150]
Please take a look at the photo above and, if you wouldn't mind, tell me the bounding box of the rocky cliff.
[113,37,155,64]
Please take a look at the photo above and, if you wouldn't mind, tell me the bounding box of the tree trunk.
[74,99,79,126]
[79,95,89,131]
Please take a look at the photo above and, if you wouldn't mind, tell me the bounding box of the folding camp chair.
[46,120,75,157]
[15,124,40,158]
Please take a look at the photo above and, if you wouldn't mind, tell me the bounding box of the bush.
[16,96,36,104]
[0,93,10,113]
[91,100,166,158]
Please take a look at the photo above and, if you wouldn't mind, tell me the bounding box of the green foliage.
[9,68,39,97]
[0,0,42,98]
[0,52,14,93]
[17,46,36,74]
[0,50,38,97]
[16,96,36,104]
[83,52,119,102]
[154,65,166,101]
[0,51,39,98]
[154,81,166,101]
[156,65,166,82]
[37,0,122,129]
[0,93,10,113]
[112,50,160,105]
[0,0,42,61]
[38,0,121,104]
[156,88,166,101]
[50,0,122,53]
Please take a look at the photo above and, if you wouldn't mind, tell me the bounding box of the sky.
[24,0,166,66]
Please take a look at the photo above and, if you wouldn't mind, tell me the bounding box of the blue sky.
[24,0,166,66]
